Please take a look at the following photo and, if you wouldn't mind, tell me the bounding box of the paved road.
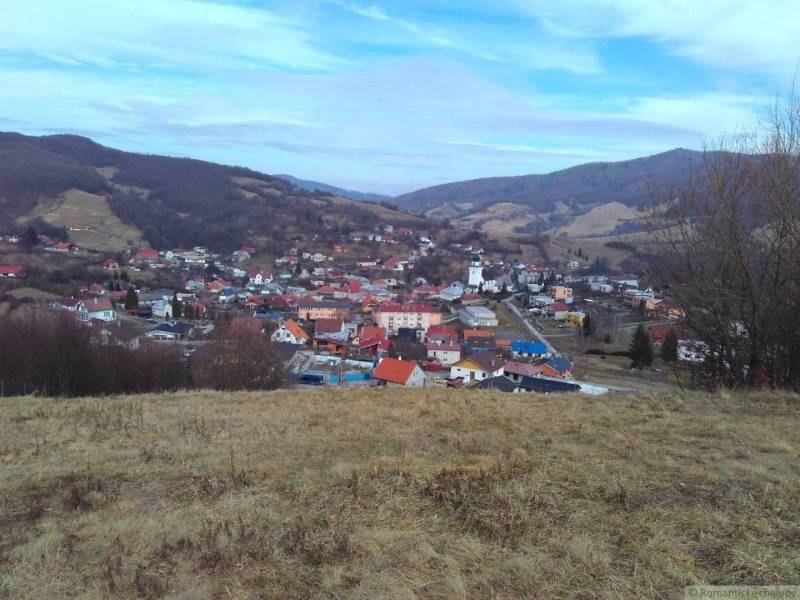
[502,294,558,356]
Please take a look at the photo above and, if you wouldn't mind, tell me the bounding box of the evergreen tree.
[184,304,195,320]
[124,287,139,310]
[583,314,593,337]
[629,325,654,368]
[20,224,38,252]
[660,329,679,363]
[120,270,129,282]
[172,292,182,319]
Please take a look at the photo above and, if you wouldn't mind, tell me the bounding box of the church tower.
[468,255,484,288]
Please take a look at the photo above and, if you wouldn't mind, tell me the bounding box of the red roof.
[373,357,418,385]
[376,302,437,314]
[428,325,458,337]
[463,328,492,339]
[0,265,25,276]
[136,248,158,259]
[360,326,386,339]
[504,361,545,378]
[85,298,113,312]
[315,319,345,335]
[548,302,570,312]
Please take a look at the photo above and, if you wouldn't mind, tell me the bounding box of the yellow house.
[565,311,585,326]
[551,286,573,301]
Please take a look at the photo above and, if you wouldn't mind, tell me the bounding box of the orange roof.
[284,318,310,341]
[373,357,418,385]
[360,326,386,339]
[463,328,493,339]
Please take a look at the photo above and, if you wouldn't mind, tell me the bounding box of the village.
[0,222,701,395]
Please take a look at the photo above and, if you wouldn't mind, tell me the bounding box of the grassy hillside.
[1,389,798,598]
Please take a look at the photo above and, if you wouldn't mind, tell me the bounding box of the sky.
[0,1,796,195]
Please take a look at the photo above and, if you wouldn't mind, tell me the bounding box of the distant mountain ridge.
[275,174,390,202]
[0,132,424,252]
[395,148,707,216]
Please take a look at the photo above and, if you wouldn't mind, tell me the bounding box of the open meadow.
[1,389,798,598]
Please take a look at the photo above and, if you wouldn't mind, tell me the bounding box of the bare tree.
[191,320,286,391]
[647,95,800,389]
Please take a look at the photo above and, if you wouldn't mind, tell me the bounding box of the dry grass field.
[33,189,145,252]
[1,389,799,599]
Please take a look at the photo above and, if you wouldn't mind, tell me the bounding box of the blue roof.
[544,356,572,373]
[511,341,547,354]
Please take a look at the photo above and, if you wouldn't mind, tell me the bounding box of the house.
[80,298,116,322]
[425,342,461,366]
[314,319,347,337]
[439,282,465,302]
[373,357,426,387]
[426,325,459,346]
[297,300,351,321]
[135,248,159,262]
[510,341,549,359]
[565,311,585,326]
[359,326,387,340]
[0,265,25,278]
[373,302,443,335]
[356,336,391,359]
[52,242,78,253]
[540,356,572,379]
[547,303,570,320]
[504,361,546,382]
[458,305,499,327]
[449,353,506,383]
[248,270,273,286]
[550,286,573,301]
[649,325,682,344]
[145,321,195,341]
[270,319,308,345]
[102,258,120,271]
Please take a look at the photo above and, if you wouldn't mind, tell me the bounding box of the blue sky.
[0,1,795,194]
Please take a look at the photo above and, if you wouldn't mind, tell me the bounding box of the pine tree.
[20,224,38,251]
[184,304,194,320]
[120,270,129,282]
[172,292,182,319]
[629,325,654,368]
[583,314,593,337]
[124,287,139,310]
[660,329,679,363]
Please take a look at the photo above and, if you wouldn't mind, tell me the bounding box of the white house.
[426,342,461,366]
[248,270,273,286]
[449,353,506,382]
[271,319,310,345]
[81,298,116,322]
[373,357,426,387]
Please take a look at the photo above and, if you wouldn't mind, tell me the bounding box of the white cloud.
[327,0,602,74]
[511,0,800,74]
[0,0,340,72]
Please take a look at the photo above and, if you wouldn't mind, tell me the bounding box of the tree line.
[0,309,287,397]
[648,96,800,389]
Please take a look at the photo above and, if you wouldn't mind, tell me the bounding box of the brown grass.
[33,189,145,252]
[1,389,799,598]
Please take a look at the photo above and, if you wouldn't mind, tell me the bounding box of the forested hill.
[395,148,707,215]
[0,132,423,252]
